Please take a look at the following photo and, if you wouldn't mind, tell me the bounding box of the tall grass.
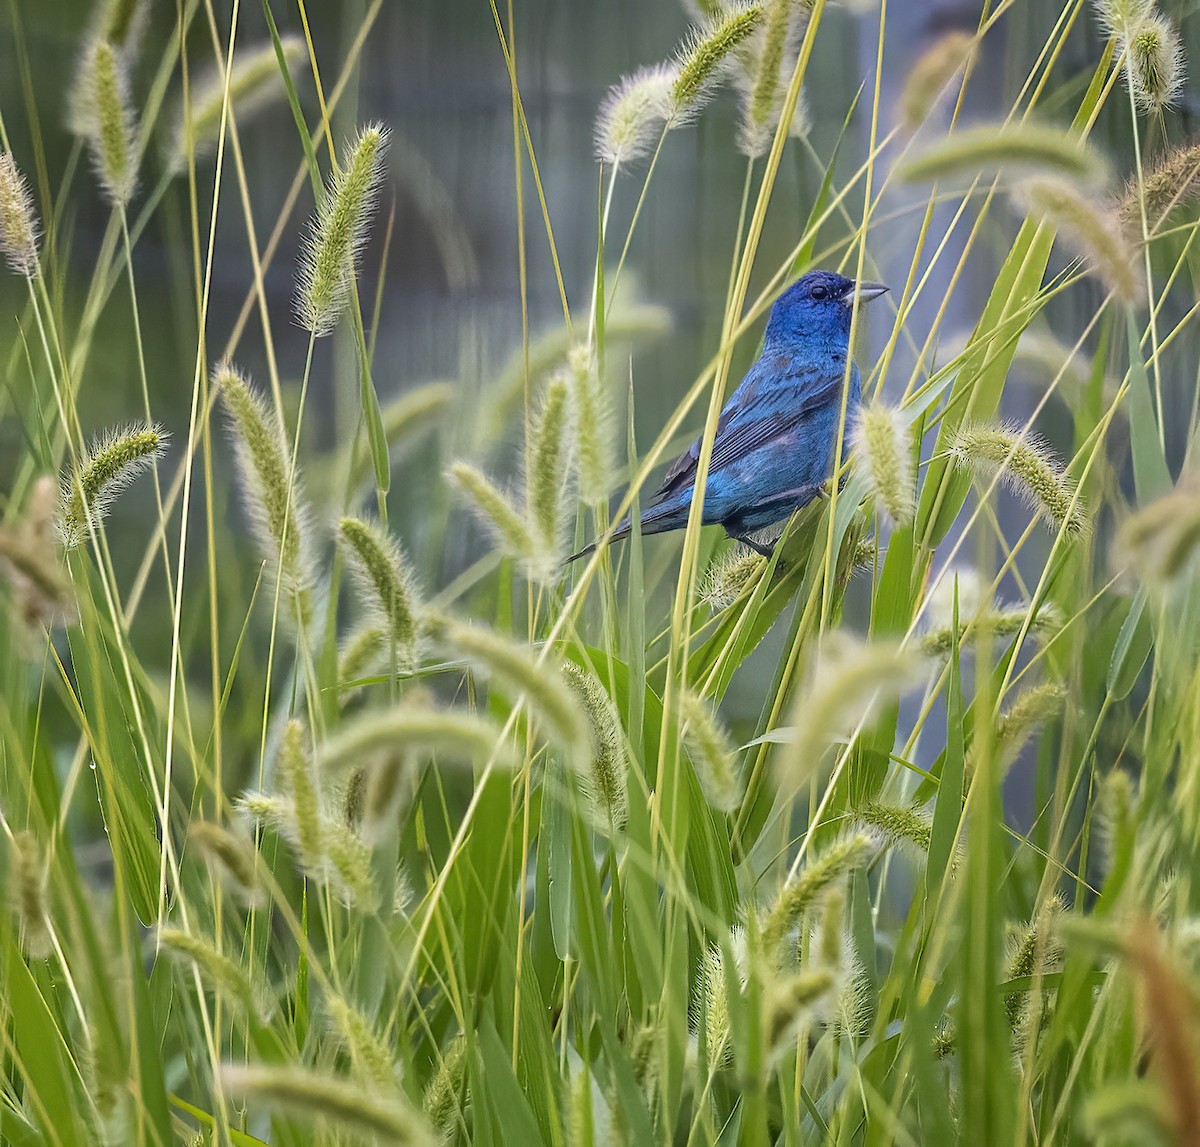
[0,0,1198,1143]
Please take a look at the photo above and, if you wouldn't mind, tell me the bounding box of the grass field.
[1,0,1199,1143]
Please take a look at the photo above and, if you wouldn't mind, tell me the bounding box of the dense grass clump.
[1,1,1199,1144]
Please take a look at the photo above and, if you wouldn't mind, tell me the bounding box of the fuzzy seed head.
[924,566,988,631]
[339,517,422,671]
[680,688,743,813]
[431,617,588,762]
[1097,769,1137,877]
[524,377,575,581]
[854,801,932,856]
[1125,14,1185,114]
[565,346,615,504]
[188,820,261,905]
[563,663,629,829]
[84,39,138,206]
[700,546,766,611]
[672,3,765,114]
[277,719,322,871]
[58,423,165,548]
[764,969,835,1064]
[853,403,915,527]
[899,123,1108,186]
[326,995,398,1088]
[297,123,390,336]
[901,30,974,129]
[1092,0,1155,39]
[8,829,51,959]
[595,63,678,166]
[921,600,1062,658]
[0,154,39,276]
[423,1035,467,1138]
[1016,178,1142,302]
[762,832,876,957]
[158,928,266,1020]
[217,364,314,614]
[220,1064,433,1144]
[951,422,1089,538]
[994,683,1068,767]
[1119,143,1200,240]
[1115,483,1200,584]
[447,462,535,568]
[735,0,808,158]
[0,477,74,634]
[170,37,305,173]
[780,634,922,788]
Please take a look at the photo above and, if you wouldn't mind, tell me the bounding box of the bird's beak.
[845,280,889,305]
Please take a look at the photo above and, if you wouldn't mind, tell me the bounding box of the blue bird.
[567,270,888,563]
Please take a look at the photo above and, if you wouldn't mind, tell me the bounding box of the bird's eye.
[810,285,828,300]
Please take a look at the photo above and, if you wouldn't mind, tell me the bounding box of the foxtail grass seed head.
[924,566,988,632]
[921,600,1062,658]
[1097,769,1137,880]
[735,0,806,158]
[899,123,1107,186]
[1092,0,1155,39]
[319,700,516,774]
[58,423,165,549]
[423,1035,467,1139]
[854,801,933,856]
[297,123,389,336]
[524,377,575,579]
[565,346,615,504]
[169,37,305,173]
[84,39,139,207]
[8,829,51,958]
[901,30,974,129]
[1120,143,1200,239]
[764,969,835,1065]
[447,462,535,569]
[779,634,922,789]
[338,624,386,697]
[1114,483,1200,584]
[327,997,397,1089]
[362,752,413,842]
[1125,14,1185,114]
[679,688,743,813]
[700,546,766,611]
[696,932,747,1066]
[762,832,876,957]
[994,683,1067,767]
[0,154,39,276]
[852,403,915,527]
[671,3,765,115]
[157,928,265,1020]
[217,364,314,611]
[594,62,678,165]
[1015,178,1141,302]
[220,1064,433,1144]
[101,0,151,53]
[951,422,1089,539]
[431,617,588,762]
[0,477,74,633]
[319,818,379,911]
[562,663,629,829]
[277,719,322,870]
[338,517,422,671]
[188,820,261,906]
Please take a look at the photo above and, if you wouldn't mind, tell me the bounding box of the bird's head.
[765,270,888,346]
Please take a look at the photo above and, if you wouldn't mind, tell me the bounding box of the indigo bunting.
[568,270,888,562]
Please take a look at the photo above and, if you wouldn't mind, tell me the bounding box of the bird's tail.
[563,500,690,565]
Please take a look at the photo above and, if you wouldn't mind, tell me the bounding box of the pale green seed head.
[853,403,915,527]
[563,662,629,828]
[700,546,767,611]
[680,688,743,813]
[169,37,306,173]
[58,423,166,548]
[594,63,678,166]
[447,462,535,569]
[0,153,39,276]
[1125,14,1185,114]
[85,39,139,206]
[216,364,314,613]
[338,516,422,671]
[8,829,51,959]
[672,3,765,114]
[901,30,974,129]
[524,377,574,577]
[297,123,390,336]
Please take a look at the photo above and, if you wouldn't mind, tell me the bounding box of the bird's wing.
[653,359,846,501]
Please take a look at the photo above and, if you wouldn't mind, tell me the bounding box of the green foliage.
[1,1,1199,1144]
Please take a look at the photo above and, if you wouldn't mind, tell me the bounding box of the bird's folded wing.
[654,365,846,500]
